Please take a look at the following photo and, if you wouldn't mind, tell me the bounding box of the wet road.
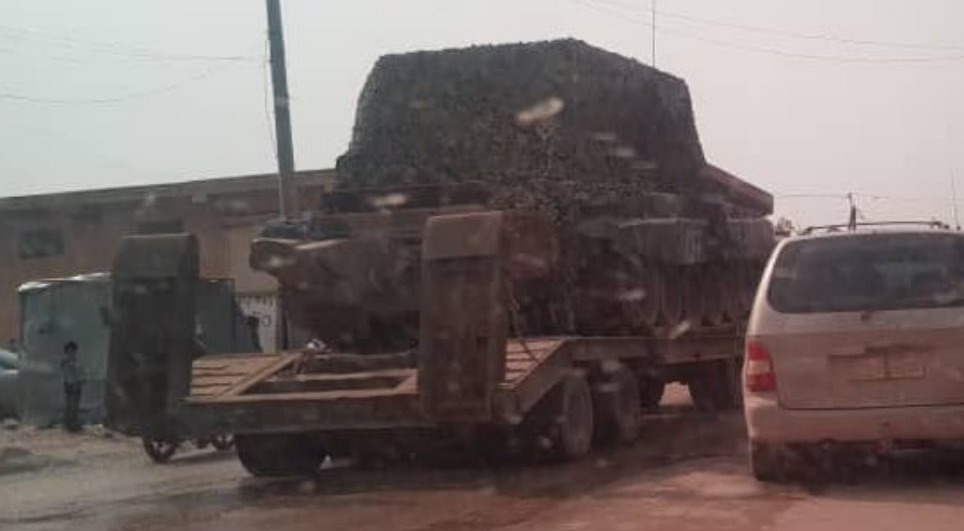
[2,390,964,531]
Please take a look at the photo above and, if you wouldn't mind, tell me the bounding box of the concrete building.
[0,169,335,350]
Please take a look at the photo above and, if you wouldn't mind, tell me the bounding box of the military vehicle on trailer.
[105,39,774,476]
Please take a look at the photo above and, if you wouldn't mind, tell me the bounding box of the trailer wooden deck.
[187,339,564,404]
[181,330,740,435]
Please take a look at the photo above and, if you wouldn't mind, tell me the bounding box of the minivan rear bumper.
[745,393,964,444]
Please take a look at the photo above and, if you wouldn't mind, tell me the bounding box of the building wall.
[0,173,332,348]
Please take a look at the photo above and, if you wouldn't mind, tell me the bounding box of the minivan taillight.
[745,341,776,393]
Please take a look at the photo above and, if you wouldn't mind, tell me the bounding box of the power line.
[776,193,848,199]
[0,24,261,63]
[0,40,265,105]
[571,0,964,64]
[776,192,954,208]
[0,61,257,105]
[595,0,964,53]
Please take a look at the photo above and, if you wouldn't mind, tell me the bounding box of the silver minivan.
[744,227,964,481]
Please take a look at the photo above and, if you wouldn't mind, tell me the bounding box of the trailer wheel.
[688,360,740,411]
[526,372,594,461]
[235,434,324,478]
[211,434,235,452]
[592,365,641,446]
[142,437,179,464]
[639,376,665,409]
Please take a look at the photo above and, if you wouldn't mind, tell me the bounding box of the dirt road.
[2,389,964,531]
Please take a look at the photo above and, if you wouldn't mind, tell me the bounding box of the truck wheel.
[142,437,179,464]
[525,372,594,461]
[688,360,739,411]
[235,434,324,478]
[592,365,641,446]
[750,442,786,482]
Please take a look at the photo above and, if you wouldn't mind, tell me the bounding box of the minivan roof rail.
[800,220,951,235]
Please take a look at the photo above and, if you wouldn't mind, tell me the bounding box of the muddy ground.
[2,386,964,531]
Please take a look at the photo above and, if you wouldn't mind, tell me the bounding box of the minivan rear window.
[767,233,964,313]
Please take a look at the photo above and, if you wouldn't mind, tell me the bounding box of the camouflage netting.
[336,39,706,220]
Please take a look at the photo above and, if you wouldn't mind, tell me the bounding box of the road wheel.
[211,434,235,452]
[614,258,660,331]
[688,360,740,411]
[750,442,786,482]
[525,372,594,461]
[592,364,641,446]
[235,433,325,478]
[681,267,705,325]
[720,265,742,322]
[732,263,752,318]
[142,437,179,464]
[701,266,726,326]
[659,267,683,326]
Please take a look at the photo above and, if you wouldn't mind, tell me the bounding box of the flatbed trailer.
[180,329,742,476]
[185,333,739,434]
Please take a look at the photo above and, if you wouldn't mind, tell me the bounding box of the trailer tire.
[688,360,740,411]
[142,437,179,464]
[235,434,324,478]
[211,434,235,452]
[526,372,594,461]
[592,365,641,446]
[639,377,665,409]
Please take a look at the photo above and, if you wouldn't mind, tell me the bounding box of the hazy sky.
[4,0,964,227]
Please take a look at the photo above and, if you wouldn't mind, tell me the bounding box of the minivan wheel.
[750,442,785,482]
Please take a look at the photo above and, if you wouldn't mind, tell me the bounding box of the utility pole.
[266,0,297,219]
[266,0,296,350]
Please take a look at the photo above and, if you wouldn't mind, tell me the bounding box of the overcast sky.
[3,0,964,227]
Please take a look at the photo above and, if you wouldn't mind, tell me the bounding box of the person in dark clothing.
[61,341,84,433]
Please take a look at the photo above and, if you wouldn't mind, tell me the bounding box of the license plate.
[843,355,886,381]
[838,353,925,381]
